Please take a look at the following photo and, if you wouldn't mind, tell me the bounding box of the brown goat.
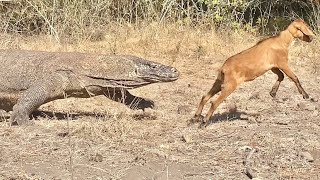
[192,19,315,127]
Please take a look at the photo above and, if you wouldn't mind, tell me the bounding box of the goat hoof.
[269,91,276,98]
[198,122,206,129]
[303,94,309,99]
[190,115,203,123]
[187,119,196,126]
[310,98,317,102]
[198,118,210,129]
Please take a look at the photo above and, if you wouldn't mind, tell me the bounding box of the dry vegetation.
[0,0,320,180]
[0,23,319,180]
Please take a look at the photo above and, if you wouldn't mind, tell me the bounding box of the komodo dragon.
[0,49,179,125]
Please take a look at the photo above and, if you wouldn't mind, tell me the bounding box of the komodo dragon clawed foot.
[10,105,34,126]
[126,97,154,110]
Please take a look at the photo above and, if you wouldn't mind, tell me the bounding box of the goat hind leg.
[201,81,237,127]
[191,79,222,123]
[270,68,284,97]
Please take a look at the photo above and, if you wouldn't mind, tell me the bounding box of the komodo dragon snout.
[0,50,179,125]
[132,57,179,82]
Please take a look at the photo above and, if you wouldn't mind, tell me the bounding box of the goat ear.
[294,23,315,37]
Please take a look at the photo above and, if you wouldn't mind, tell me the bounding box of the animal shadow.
[30,110,108,120]
[30,95,155,120]
[103,89,155,110]
[207,109,249,125]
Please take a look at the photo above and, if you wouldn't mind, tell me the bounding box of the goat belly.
[243,69,266,82]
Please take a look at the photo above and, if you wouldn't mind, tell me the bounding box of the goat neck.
[277,30,295,48]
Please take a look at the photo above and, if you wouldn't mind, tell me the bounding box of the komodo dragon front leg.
[10,72,70,125]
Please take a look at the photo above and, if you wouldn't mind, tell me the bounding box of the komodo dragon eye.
[150,64,158,69]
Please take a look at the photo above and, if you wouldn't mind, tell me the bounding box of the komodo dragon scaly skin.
[0,49,179,125]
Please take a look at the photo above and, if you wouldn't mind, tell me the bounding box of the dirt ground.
[0,28,319,180]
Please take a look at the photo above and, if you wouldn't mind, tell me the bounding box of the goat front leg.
[279,65,309,99]
[270,68,284,97]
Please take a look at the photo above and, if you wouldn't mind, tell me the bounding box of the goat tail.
[216,69,225,83]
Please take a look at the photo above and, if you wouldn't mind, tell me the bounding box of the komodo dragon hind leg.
[103,88,154,110]
[10,73,68,125]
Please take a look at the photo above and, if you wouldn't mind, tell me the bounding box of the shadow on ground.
[31,110,107,120]
[208,110,249,124]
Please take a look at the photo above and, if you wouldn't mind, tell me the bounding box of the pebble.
[0,109,10,118]
[312,110,318,117]
[238,145,252,152]
[300,151,314,162]
[297,102,316,111]
[182,134,193,143]
[90,153,103,162]
[177,105,191,115]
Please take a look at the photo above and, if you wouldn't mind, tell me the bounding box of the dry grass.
[0,24,320,179]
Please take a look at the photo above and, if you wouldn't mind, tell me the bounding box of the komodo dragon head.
[78,55,179,89]
[131,56,179,82]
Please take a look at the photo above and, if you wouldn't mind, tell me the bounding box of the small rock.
[57,132,68,137]
[300,151,314,162]
[90,153,103,162]
[228,104,237,113]
[238,146,252,152]
[0,109,10,118]
[274,120,289,125]
[297,102,316,111]
[182,134,193,143]
[297,102,306,109]
[310,97,318,102]
[306,105,316,111]
[133,156,146,165]
[177,105,191,115]
[282,97,289,101]
[312,110,318,117]
[249,92,260,100]
[239,113,249,120]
